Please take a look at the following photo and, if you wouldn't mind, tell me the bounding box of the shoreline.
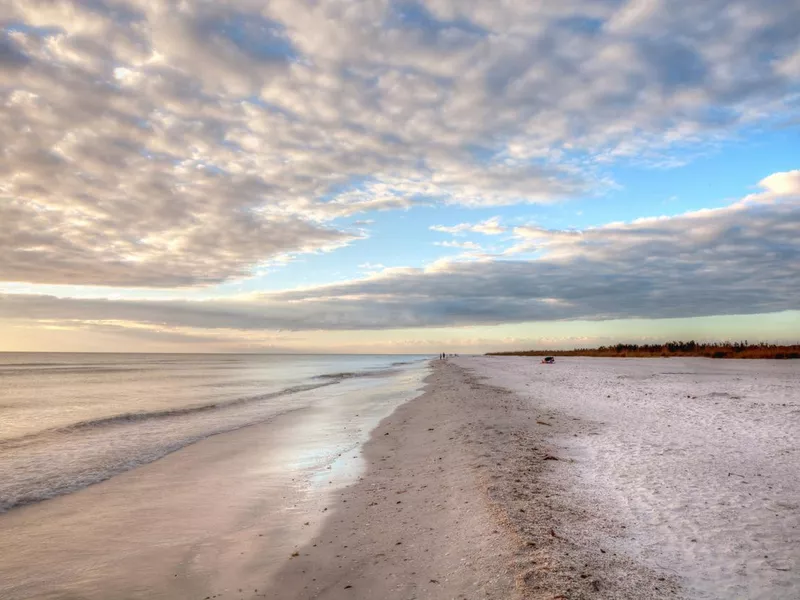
[263,360,677,599]
[6,356,791,598]
[0,363,427,600]
[262,360,518,599]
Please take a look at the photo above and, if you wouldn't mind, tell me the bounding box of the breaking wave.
[0,383,338,512]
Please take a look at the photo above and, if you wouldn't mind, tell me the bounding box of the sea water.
[0,353,430,512]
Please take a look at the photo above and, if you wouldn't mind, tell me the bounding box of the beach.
[265,356,800,599]
[1,355,798,599]
[264,359,679,600]
[466,356,800,599]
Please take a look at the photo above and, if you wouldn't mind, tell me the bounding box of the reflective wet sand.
[0,369,426,600]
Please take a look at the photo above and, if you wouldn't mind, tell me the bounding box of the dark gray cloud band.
[3,178,798,330]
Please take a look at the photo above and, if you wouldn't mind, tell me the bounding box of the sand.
[4,357,796,599]
[465,356,800,600]
[264,360,678,599]
[263,360,517,599]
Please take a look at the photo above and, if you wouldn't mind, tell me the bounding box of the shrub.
[487,341,800,360]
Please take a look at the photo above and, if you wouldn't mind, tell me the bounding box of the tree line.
[488,341,800,359]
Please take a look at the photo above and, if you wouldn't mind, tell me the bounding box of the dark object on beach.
[542,356,555,364]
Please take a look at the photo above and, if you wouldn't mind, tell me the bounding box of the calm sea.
[0,353,430,512]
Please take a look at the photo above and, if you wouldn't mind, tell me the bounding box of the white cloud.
[434,240,482,250]
[431,217,506,235]
[2,1,800,287]
[759,170,800,196]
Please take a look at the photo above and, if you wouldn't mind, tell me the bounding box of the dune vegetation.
[488,341,800,359]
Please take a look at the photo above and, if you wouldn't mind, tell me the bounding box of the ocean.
[0,353,430,513]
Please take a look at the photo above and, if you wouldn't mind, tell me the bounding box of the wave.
[0,362,76,367]
[0,405,310,513]
[0,382,337,451]
[314,367,399,381]
[316,371,361,380]
[0,360,426,512]
[0,366,147,377]
[0,379,347,512]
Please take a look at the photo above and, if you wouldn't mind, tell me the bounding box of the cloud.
[3,0,800,287]
[431,217,506,235]
[0,194,358,286]
[257,179,800,326]
[759,170,800,196]
[434,240,482,250]
[3,171,798,333]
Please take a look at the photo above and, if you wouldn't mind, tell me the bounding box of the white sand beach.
[466,356,800,599]
[266,357,799,599]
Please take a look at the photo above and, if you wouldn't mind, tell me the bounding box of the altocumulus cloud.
[3,0,800,287]
[2,172,799,331]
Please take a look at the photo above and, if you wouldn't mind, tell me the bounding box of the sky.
[1,0,799,354]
